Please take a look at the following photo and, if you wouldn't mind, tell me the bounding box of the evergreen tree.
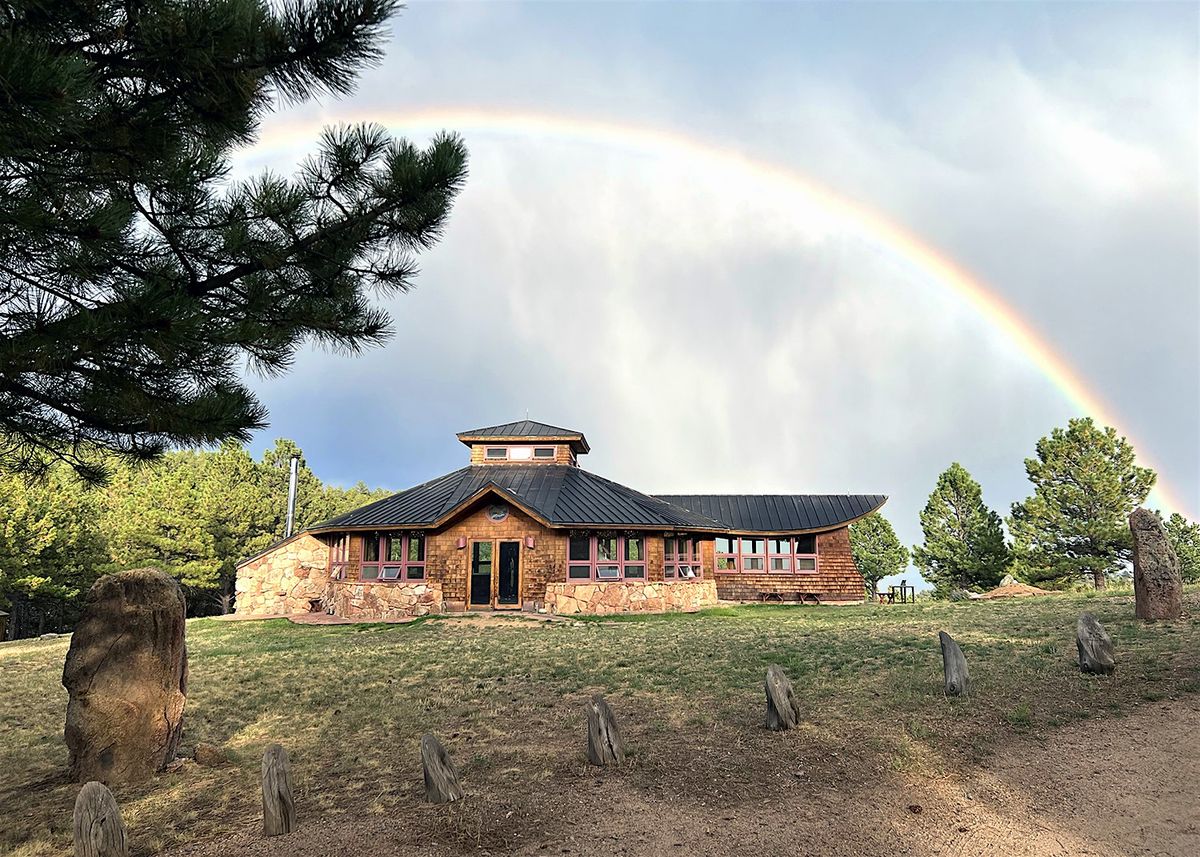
[1009,418,1155,589]
[1164,513,1200,583]
[912,462,1010,598]
[0,466,108,638]
[848,512,909,599]
[0,0,467,481]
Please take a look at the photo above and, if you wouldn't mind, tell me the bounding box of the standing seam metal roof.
[653,494,887,532]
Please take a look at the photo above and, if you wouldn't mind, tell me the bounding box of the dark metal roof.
[653,494,887,533]
[312,466,723,531]
[456,420,590,453]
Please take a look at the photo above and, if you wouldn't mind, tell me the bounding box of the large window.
[568,534,645,580]
[664,537,702,580]
[359,533,426,582]
[329,534,350,580]
[716,535,817,574]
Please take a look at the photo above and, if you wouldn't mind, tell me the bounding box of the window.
[485,447,508,460]
[509,446,534,460]
[329,534,350,580]
[359,533,426,582]
[664,537,701,580]
[567,534,645,581]
[716,534,818,574]
[741,537,765,571]
[534,447,555,459]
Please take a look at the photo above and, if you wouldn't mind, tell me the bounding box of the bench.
[757,592,821,605]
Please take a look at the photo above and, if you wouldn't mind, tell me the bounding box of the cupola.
[456,420,589,466]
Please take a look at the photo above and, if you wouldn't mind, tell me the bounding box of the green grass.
[1,591,1197,856]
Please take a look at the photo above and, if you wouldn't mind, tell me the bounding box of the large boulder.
[62,568,188,784]
[1129,508,1183,621]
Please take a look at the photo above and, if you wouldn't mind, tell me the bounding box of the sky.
[234,1,1200,590]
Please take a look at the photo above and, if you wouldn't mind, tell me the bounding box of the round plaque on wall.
[487,503,509,522]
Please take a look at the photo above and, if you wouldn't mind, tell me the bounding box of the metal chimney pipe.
[285,453,300,537]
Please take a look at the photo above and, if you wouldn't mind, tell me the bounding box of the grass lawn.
[2,591,1198,856]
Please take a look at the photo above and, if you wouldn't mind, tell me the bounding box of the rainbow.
[250,107,1193,518]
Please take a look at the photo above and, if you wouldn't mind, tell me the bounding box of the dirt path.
[168,697,1200,857]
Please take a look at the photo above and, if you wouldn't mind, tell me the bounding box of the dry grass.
[2,592,1198,856]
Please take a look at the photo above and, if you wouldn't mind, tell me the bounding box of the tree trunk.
[1091,568,1106,590]
[73,781,128,857]
[764,664,801,730]
[585,695,626,766]
[420,733,464,803]
[939,631,970,697]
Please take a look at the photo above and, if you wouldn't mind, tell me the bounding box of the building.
[234,421,886,619]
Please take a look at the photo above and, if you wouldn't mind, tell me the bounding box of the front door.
[470,542,492,607]
[498,541,520,607]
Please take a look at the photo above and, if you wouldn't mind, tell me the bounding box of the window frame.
[358,532,427,583]
[566,534,646,581]
[485,447,508,460]
[663,536,702,580]
[715,533,819,574]
[329,533,350,580]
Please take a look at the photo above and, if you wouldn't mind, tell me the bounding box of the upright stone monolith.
[1130,508,1183,621]
[62,569,188,784]
[938,631,969,697]
[1076,613,1116,675]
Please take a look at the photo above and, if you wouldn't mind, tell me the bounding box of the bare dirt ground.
[166,695,1200,857]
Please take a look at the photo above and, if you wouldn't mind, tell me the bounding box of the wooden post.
[73,781,128,857]
[1077,613,1116,675]
[261,744,296,837]
[764,664,800,730]
[939,631,969,697]
[585,695,626,766]
[421,733,464,803]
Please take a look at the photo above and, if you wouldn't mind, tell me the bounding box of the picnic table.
[876,581,915,604]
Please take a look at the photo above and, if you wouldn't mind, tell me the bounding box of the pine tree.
[912,462,1010,598]
[1009,418,1155,589]
[1163,513,1200,583]
[0,1,467,482]
[848,512,909,599]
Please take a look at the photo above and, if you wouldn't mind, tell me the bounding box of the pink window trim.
[329,534,351,580]
[357,533,426,583]
[715,535,819,575]
[663,536,703,581]
[567,534,646,581]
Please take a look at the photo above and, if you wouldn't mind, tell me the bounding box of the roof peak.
[456,420,590,453]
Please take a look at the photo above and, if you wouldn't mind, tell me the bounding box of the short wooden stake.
[585,695,626,765]
[421,734,464,803]
[764,664,801,731]
[939,631,970,697]
[73,781,128,857]
[261,744,296,836]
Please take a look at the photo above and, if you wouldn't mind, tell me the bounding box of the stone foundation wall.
[234,533,330,615]
[327,580,444,621]
[545,579,718,615]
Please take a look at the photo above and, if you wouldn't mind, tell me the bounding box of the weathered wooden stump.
[585,694,626,765]
[73,781,128,857]
[62,568,188,784]
[764,664,800,731]
[938,631,969,697]
[1130,508,1183,621]
[261,744,296,836]
[1076,613,1116,675]
[421,733,464,803]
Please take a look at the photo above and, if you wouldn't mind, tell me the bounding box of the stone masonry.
[545,579,719,615]
[234,533,330,615]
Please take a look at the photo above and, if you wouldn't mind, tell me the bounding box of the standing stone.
[62,569,188,784]
[1130,508,1183,621]
[421,734,464,803]
[1076,613,1116,675]
[261,744,296,836]
[938,631,969,697]
[585,695,626,765]
[764,664,800,731]
[73,781,129,857]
